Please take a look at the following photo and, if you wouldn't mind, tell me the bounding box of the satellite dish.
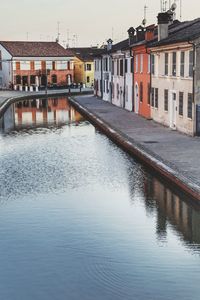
[171,2,177,11]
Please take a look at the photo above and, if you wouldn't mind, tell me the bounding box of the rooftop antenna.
[180,0,182,20]
[56,21,60,43]
[142,5,148,26]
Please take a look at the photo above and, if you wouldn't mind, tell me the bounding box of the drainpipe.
[188,40,197,136]
[130,47,135,112]
[101,56,103,98]
[121,51,126,109]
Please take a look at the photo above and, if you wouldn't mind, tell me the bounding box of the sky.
[0,0,199,47]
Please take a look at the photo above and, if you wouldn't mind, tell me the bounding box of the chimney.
[135,26,145,42]
[107,38,113,51]
[127,27,135,46]
[157,12,173,41]
[145,24,155,41]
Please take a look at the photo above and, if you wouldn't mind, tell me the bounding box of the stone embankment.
[69,95,200,202]
[0,89,93,118]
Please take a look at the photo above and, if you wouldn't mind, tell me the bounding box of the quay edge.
[0,90,93,119]
[68,96,200,203]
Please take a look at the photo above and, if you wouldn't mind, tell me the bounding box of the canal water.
[0,97,200,300]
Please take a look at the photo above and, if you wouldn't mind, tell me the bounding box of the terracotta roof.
[69,47,103,61]
[0,41,73,57]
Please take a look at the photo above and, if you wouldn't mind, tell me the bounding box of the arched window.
[52,74,57,84]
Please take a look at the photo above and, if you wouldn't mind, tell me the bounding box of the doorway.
[135,83,139,114]
[170,91,177,130]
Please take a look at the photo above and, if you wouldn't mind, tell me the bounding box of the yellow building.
[69,47,101,88]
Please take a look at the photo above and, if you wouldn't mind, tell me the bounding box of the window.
[189,51,193,77]
[104,58,108,71]
[155,88,158,108]
[85,63,91,71]
[180,52,185,77]
[179,92,184,116]
[131,58,134,73]
[120,59,124,76]
[52,61,56,70]
[68,61,71,70]
[148,55,150,73]
[148,83,151,105]
[151,54,155,75]
[140,82,143,102]
[164,89,168,111]
[87,76,90,83]
[172,52,177,76]
[165,53,169,76]
[15,75,21,84]
[112,60,114,75]
[135,55,138,73]
[52,74,57,84]
[125,59,128,73]
[188,93,193,119]
[151,87,158,108]
[151,88,155,107]
[117,84,119,99]
[117,59,119,75]
[140,54,143,73]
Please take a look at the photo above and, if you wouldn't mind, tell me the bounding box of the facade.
[148,15,200,136]
[131,25,155,118]
[94,39,134,110]
[111,40,133,111]
[70,47,102,88]
[0,41,74,90]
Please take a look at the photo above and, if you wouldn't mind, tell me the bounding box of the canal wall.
[0,89,93,119]
[68,95,200,202]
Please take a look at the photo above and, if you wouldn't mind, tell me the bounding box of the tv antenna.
[142,5,148,26]
[56,21,61,43]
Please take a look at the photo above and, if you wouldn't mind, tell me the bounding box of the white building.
[148,13,200,136]
[94,38,133,111]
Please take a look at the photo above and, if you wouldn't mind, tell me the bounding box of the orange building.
[132,25,155,119]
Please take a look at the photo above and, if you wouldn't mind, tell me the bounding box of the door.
[170,91,177,129]
[135,83,139,114]
[22,76,28,86]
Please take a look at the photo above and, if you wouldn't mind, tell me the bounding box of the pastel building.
[0,41,74,90]
[148,14,200,136]
[69,47,102,88]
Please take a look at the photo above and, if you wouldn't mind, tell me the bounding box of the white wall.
[94,58,102,97]
[0,45,12,88]
[151,46,194,135]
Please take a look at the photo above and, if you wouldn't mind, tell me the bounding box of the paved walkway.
[71,95,200,200]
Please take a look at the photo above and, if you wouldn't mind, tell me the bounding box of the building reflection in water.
[13,97,84,130]
[143,173,200,249]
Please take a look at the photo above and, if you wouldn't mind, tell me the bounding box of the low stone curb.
[69,96,200,202]
[0,90,93,119]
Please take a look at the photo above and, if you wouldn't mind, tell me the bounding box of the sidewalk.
[70,95,200,201]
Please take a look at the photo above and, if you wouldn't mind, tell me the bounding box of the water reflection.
[0,97,84,132]
[143,174,200,249]
[0,97,200,299]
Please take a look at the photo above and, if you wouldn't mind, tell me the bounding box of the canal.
[0,96,200,300]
